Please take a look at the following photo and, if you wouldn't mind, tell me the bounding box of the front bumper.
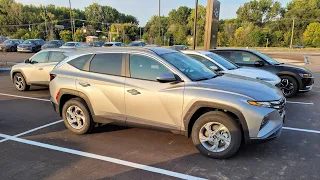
[17,48,32,52]
[299,77,314,92]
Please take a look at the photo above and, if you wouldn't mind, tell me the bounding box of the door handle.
[79,82,90,87]
[127,89,141,95]
[38,67,43,70]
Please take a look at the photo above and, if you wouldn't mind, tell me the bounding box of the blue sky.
[16,0,292,26]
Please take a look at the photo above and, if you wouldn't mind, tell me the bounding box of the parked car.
[103,42,125,47]
[182,50,281,86]
[17,39,45,53]
[292,44,305,49]
[49,47,285,159]
[0,36,8,44]
[127,41,147,47]
[87,41,105,47]
[211,48,314,97]
[10,48,75,91]
[171,45,189,51]
[0,39,23,52]
[60,42,84,49]
[41,40,64,49]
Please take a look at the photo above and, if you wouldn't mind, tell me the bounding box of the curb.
[0,68,11,71]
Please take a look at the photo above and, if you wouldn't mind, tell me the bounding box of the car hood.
[223,67,281,84]
[43,44,56,47]
[277,63,312,74]
[18,44,34,47]
[197,74,284,101]
[60,46,75,49]
[12,62,28,69]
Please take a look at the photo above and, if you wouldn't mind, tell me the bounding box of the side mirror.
[209,65,219,71]
[254,60,265,67]
[157,73,178,83]
[24,59,30,63]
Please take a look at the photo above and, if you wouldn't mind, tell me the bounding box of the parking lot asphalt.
[0,55,320,179]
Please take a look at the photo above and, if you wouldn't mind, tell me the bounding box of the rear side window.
[215,51,233,62]
[89,53,123,76]
[68,54,92,70]
[49,51,66,62]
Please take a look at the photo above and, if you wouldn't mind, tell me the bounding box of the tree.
[12,28,27,39]
[187,5,206,46]
[59,30,72,42]
[236,0,282,26]
[303,22,320,47]
[74,29,86,42]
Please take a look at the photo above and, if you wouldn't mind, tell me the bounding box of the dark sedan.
[87,41,105,47]
[17,39,45,53]
[0,39,23,52]
[41,40,64,49]
[211,48,314,97]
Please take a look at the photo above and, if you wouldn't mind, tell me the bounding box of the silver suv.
[50,47,286,158]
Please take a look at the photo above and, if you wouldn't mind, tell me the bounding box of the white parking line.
[0,120,63,143]
[283,127,320,134]
[286,101,314,105]
[0,93,50,102]
[0,133,207,180]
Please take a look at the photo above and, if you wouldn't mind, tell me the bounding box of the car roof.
[210,48,257,53]
[105,42,122,44]
[63,47,178,57]
[180,50,212,55]
[40,48,76,53]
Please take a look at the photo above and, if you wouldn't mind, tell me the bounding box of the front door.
[125,54,184,133]
[28,51,50,84]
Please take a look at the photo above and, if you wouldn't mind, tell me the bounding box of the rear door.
[124,53,184,132]
[75,53,126,126]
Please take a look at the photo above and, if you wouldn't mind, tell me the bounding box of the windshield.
[206,53,239,70]
[4,40,16,44]
[254,51,280,65]
[48,41,59,44]
[128,42,140,46]
[104,43,114,47]
[63,43,75,46]
[23,40,36,44]
[161,52,217,81]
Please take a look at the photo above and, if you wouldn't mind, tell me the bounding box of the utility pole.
[140,27,142,40]
[68,0,74,41]
[193,0,199,50]
[290,18,295,49]
[44,7,48,40]
[158,0,161,38]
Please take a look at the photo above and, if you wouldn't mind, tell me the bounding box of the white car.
[182,50,281,86]
[10,48,75,91]
[60,42,84,49]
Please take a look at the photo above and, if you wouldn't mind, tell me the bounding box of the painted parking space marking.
[0,120,63,144]
[0,93,50,102]
[0,133,207,180]
[286,101,314,105]
[283,127,320,134]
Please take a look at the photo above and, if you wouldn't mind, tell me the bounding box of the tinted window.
[90,53,123,76]
[104,43,114,47]
[206,53,239,70]
[161,52,216,81]
[64,43,75,46]
[31,52,48,63]
[49,51,66,62]
[214,51,233,62]
[234,51,263,64]
[130,55,170,81]
[68,54,92,70]
[188,54,220,70]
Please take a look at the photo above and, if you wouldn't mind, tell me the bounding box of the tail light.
[50,74,56,81]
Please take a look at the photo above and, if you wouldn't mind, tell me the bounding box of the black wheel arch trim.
[57,88,95,117]
[277,71,302,89]
[183,101,250,143]
[11,70,29,85]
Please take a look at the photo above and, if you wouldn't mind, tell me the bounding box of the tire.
[191,111,242,159]
[280,75,298,98]
[9,47,14,52]
[31,47,36,53]
[13,73,30,91]
[62,98,94,134]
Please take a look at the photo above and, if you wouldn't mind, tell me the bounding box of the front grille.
[270,98,286,116]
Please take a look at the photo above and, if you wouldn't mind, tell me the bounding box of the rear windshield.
[104,43,114,47]
[64,43,75,46]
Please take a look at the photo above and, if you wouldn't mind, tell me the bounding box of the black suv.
[211,49,314,97]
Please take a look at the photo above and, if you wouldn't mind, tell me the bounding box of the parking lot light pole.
[69,0,75,41]
[159,0,161,38]
[193,0,198,50]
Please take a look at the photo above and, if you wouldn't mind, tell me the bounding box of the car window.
[206,53,239,70]
[130,54,170,81]
[187,54,220,70]
[68,54,92,70]
[49,51,66,62]
[233,51,263,64]
[90,53,123,76]
[30,52,49,63]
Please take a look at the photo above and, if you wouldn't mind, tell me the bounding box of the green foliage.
[12,28,27,39]
[59,30,72,42]
[74,29,86,42]
[303,22,320,47]
[109,23,138,44]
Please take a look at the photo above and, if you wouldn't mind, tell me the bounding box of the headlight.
[247,100,272,108]
[299,73,312,77]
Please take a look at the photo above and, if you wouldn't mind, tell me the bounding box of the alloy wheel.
[199,122,231,153]
[66,105,86,130]
[14,75,25,90]
[280,78,294,96]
